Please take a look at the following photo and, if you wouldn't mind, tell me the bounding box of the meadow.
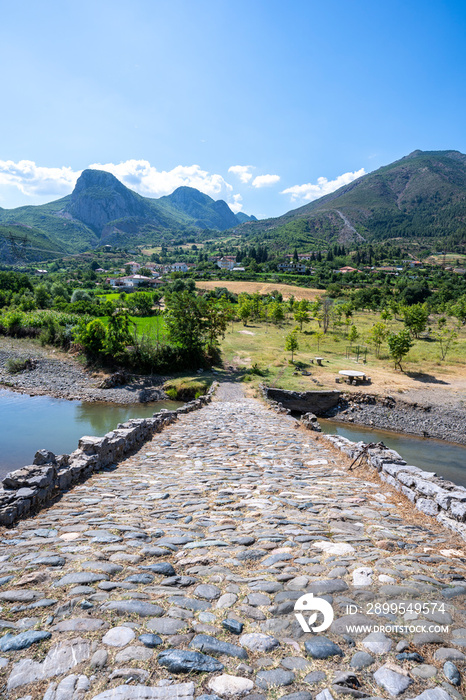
[220,310,466,399]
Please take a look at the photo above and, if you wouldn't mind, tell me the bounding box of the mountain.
[0,170,254,255]
[158,187,240,230]
[237,149,466,249]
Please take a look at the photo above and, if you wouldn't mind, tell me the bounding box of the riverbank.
[327,391,466,446]
[0,337,167,403]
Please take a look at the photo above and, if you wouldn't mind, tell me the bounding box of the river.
[320,418,466,488]
[0,389,181,476]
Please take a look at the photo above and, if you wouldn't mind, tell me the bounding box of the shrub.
[6,357,29,374]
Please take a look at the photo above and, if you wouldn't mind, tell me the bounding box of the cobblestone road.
[0,385,465,699]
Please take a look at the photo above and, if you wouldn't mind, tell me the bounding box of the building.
[107,275,161,288]
[277,262,309,273]
[216,257,236,270]
[171,262,189,273]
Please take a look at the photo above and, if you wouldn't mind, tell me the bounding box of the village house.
[277,262,310,273]
[171,262,189,273]
[107,275,162,289]
[216,256,236,270]
[125,261,141,273]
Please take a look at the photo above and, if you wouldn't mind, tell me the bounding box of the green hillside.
[0,223,65,264]
[237,150,466,249]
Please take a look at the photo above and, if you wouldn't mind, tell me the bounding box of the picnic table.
[337,369,370,385]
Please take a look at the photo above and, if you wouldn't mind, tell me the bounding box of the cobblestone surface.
[0,383,465,699]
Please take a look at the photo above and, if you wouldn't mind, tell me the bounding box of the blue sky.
[1,0,465,218]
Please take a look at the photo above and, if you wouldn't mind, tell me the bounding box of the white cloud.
[90,160,233,201]
[0,159,242,211]
[229,194,243,214]
[281,168,366,203]
[0,160,79,197]
[252,174,280,188]
[228,165,254,183]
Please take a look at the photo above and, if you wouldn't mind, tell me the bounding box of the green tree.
[125,292,153,316]
[387,329,413,371]
[238,298,252,326]
[75,318,107,356]
[103,313,135,358]
[449,295,466,326]
[71,289,92,303]
[367,321,388,358]
[402,303,429,338]
[284,332,299,362]
[348,324,359,343]
[270,301,285,326]
[139,267,153,277]
[433,328,458,361]
[164,290,206,352]
[34,284,50,309]
[315,330,324,351]
[294,300,310,330]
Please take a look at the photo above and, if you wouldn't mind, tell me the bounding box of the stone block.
[33,449,56,465]
[416,498,439,517]
[450,501,466,522]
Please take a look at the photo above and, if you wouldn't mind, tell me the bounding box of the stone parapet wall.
[0,382,218,527]
[322,432,466,541]
[261,385,341,414]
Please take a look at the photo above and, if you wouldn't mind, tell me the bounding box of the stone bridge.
[0,384,464,700]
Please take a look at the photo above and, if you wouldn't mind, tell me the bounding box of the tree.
[367,321,388,358]
[387,329,413,371]
[348,325,359,343]
[294,300,310,330]
[402,303,429,338]
[71,289,92,303]
[315,330,324,351]
[125,292,153,316]
[317,297,333,333]
[238,298,252,326]
[270,301,285,326]
[284,332,299,362]
[433,328,457,361]
[34,284,50,309]
[164,290,206,352]
[164,290,229,357]
[380,308,392,322]
[201,297,230,354]
[75,318,107,356]
[104,313,135,358]
[449,295,466,326]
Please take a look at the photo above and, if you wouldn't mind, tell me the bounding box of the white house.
[216,257,236,270]
[171,262,189,273]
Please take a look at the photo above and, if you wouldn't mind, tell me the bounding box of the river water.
[320,418,466,488]
[0,389,181,476]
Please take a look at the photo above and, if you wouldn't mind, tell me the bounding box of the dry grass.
[195,280,321,301]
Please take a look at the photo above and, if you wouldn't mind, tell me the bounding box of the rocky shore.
[327,393,466,446]
[0,339,167,404]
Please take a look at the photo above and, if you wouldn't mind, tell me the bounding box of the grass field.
[220,310,466,400]
[196,280,322,300]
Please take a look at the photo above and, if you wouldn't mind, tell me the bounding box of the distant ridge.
[235,149,466,248]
